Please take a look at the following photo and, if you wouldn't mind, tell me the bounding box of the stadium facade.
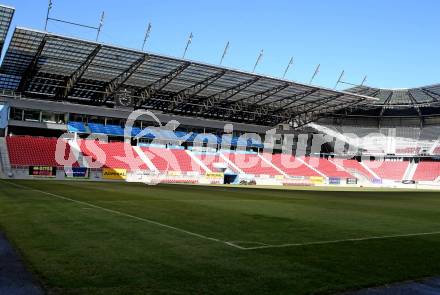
[0,4,439,188]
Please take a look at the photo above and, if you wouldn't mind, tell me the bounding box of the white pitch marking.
[2,180,440,251]
[227,240,270,246]
[0,180,243,250]
[236,231,440,250]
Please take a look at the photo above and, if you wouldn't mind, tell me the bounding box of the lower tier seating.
[6,136,440,182]
[268,154,319,177]
[79,140,147,171]
[363,160,409,181]
[223,152,280,176]
[333,159,376,179]
[413,162,440,181]
[302,157,352,178]
[194,153,230,172]
[6,136,78,167]
[141,147,204,173]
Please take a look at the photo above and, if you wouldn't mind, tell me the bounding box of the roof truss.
[56,44,102,99]
[167,70,226,111]
[17,35,48,92]
[0,27,374,127]
[136,62,190,106]
[101,54,150,103]
[198,77,260,114]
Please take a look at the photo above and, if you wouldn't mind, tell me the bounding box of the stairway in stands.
[0,137,11,177]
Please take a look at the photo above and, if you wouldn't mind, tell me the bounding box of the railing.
[0,88,22,99]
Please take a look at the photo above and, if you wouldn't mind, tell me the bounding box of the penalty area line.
[0,180,245,250]
[234,231,440,250]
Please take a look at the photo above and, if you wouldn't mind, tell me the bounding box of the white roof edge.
[0,4,15,10]
[348,83,440,92]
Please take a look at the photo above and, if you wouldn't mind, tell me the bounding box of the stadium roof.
[346,84,440,108]
[0,5,14,55]
[0,27,375,127]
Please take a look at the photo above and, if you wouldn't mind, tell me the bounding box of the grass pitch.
[1,180,440,294]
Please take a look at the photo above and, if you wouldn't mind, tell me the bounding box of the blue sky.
[2,0,439,89]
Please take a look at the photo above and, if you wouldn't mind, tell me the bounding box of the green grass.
[1,180,440,294]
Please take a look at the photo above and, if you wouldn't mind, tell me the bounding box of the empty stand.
[79,140,146,170]
[7,136,77,167]
[332,159,376,180]
[363,160,409,181]
[223,152,280,176]
[88,123,124,136]
[195,153,231,172]
[269,154,319,177]
[413,162,440,181]
[8,135,440,183]
[67,121,87,133]
[302,157,352,178]
[140,147,204,173]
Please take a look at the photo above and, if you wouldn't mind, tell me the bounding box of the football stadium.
[1,2,440,294]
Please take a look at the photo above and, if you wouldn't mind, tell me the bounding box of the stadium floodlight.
[182,32,193,59]
[219,41,230,65]
[141,22,152,51]
[252,49,264,73]
[361,75,367,86]
[334,70,345,89]
[96,11,105,41]
[44,0,105,41]
[282,57,294,78]
[44,0,53,31]
[309,64,320,85]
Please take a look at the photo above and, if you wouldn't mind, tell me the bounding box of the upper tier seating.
[67,121,87,133]
[396,147,421,155]
[413,162,440,181]
[268,154,319,177]
[88,123,124,136]
[6,136,78,167]
[363,160,409,181]
[68,122,264,147]
[223,152,280,176]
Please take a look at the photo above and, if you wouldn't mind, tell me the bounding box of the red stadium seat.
[363,160,408,181]
[301,157,352,178]
[140,147,204,173]
[333,159,376,180]
[413,162,440,181]
[6,136,78,167]
[269,154,319,177]
[223,152,280,176]
[79,140,147,171]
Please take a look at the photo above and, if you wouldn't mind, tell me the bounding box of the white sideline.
[2,180,440,251]
[0,180,243,250]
